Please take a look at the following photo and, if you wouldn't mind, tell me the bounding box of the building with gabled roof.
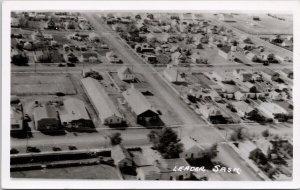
[81,77,124,125]
[33,104,60,131]
[111,144,134,168]
[117,66,135,81]
[122,85,159,126]
[11,97,23,132]
[180,136,205,159]
[231,101,255,117]
[155,158,192,180]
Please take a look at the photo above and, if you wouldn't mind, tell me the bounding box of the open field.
[11,163,120,179]
[227,14,293,35]
[11,74,76,95]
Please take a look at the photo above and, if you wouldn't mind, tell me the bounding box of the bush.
[85,71,103,80]
[11,52,29,66]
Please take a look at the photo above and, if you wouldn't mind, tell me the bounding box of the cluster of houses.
[237,137,293,179]
[11,12,113,66]
[10,96,94,133]
[11,12,92,31]
[173,66,293,124]
[111,135,212,180]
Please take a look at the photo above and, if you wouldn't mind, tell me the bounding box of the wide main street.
[82,13,227,139]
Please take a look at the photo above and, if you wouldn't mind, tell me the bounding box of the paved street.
[215,143,264,181]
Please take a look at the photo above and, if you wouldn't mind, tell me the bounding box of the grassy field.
[11,164,120,179]
[228,14,293,35]
[11,74,76,95]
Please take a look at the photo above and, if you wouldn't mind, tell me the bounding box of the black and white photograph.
[1,0,300,189]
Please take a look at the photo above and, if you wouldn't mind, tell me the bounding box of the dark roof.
[219,45,231,53]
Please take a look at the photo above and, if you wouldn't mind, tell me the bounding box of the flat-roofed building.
[81,77,124,125]
[60,98,93,129]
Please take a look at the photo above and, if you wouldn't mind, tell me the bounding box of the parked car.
[10,148,19,154]
[52,147,62,151]
[26,146,41,153]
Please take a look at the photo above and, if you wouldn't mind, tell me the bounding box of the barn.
[81,77,124,125]
[122,85,159,126]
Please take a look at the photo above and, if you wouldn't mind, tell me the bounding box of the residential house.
[136,165,161,180]
[180,136,205,159]
[190,88,222,102]
[81,78,124,125]
[10,97,23,132]
[257,102,288,120]
[122,85,159,126]
[219,13,235,22]
[261,69,280,81]
[245,51,260,62]
[281,39,293,47]
[33,104,60,131]
[163,65,186,83]
[261,52,276,62]
[117,66,135,81]
[280,68,293,79]
[269,90,282,101]
[199,103,226,124]
[231,101,256,117]
[233,69,253,82]
[218,46,235,61]
[106,51,121,63]
[135,43,154,53]
[155,158,192,180]
[234,91,247,101]
[80,52,100,63]
[111,145,134,168]
[190,52,207,64]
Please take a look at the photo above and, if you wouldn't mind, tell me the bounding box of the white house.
[180,136,205,159]
[117,66,135,81]
[163,65,185,83]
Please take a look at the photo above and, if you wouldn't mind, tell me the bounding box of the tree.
[262,129,270,138]
[84,70,103,80]
[203,143,219,159]
[148,128,183,159]
[11,52,29,66]
[230,127,247,141]
[109,132,122,146]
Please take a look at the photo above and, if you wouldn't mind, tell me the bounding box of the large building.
[60,98,93,129]
[81,77,124,125]
[122,85,159,126]
[33,105,60,131]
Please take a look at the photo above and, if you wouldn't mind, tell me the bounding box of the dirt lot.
[11,163,120,179]
[228,13,293,35]
[11,73,76,95]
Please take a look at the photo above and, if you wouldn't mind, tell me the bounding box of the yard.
[11,163,120,179]
[11,74,76,95]
[227,14,293,35]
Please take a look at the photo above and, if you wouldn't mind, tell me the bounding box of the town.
[10,11,293,181]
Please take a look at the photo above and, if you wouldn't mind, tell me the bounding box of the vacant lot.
[11,164,120,179]
[229,14,293,35]
[11,74,76,95]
